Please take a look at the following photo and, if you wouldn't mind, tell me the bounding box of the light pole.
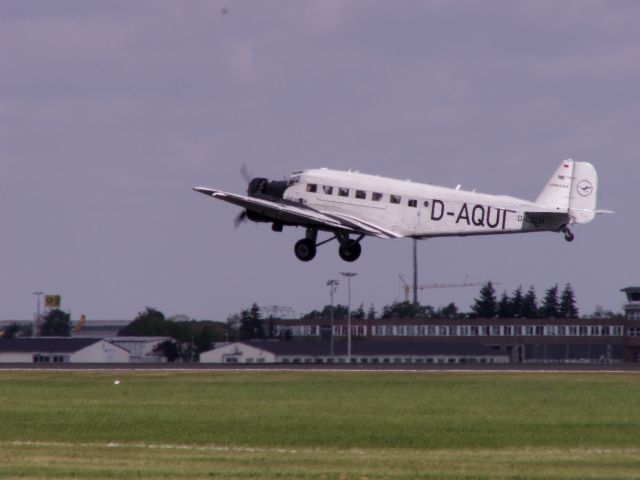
[326,279,339,359]
[340,272,357,363]
[33,291,43,336]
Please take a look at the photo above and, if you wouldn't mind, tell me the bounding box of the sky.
[1,0,637,322]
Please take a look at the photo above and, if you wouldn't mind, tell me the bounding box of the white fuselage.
[283,168,568,238]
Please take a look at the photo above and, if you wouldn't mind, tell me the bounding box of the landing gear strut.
[561,225,574,242]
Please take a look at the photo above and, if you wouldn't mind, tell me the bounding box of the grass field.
[1,370,640,479]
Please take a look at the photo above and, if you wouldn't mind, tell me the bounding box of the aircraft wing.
[193,187,402,239]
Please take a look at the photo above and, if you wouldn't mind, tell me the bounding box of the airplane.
[193,159,610,262]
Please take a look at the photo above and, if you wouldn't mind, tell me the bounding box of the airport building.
[200,340,509,365]
[261,288,640,364]
[0,338,130,363]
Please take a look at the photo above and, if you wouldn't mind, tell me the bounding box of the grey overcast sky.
[1,0,637,321]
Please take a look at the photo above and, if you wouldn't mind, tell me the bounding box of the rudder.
[569,161,597,224]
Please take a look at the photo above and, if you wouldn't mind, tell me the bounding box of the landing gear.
[561,225,575,242]
[294,238,316,261]
[293,229,363,262]
[338,240,362,262]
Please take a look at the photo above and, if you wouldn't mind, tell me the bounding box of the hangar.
[0,338,130,363]
[200,340,509,365]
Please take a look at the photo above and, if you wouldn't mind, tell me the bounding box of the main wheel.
[338,240,362,262]
[294,239,316,262]
[564,231,575,242]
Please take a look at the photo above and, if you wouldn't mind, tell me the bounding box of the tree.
[239,303,264,340]
[559,283,579,318]
[436,303,459,319]
[302,305,348,321]
[497,292,512,318]
[367,303,377,320]
[510,286,524,317]
[153,339,180,362]
[521,286,538,319]
[118,307,169,336]
[40,309,71,336]
[540,284,560,318]
[381,301,432,319]
[1,323,20,339]
[471,282,497,318]
[353,303,366,320]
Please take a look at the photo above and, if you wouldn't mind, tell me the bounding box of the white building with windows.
[0,338,130,363]
[200,340,509,365]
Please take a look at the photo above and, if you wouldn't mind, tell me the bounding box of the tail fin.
[535,159,598,224]
[535,159,574,211]
[569,161,597,224]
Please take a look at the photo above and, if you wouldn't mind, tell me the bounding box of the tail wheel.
[338,240,361,262]
[561,225,575,242]
[294,239,316,262]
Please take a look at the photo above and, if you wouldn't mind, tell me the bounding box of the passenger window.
[372,192,383,201]
[390,194,401,204]
[338,187,349,197]
[306,183,317,193]
[355,190,366,200]
[408,199,417,208]
[323,185,333,195]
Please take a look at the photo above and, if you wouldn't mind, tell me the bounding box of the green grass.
[1,371,640,479]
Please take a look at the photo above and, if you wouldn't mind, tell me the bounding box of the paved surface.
[1,363,640,372]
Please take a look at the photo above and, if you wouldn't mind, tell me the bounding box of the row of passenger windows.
[306,183,423,207]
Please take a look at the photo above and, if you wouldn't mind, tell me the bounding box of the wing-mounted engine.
[242,177,289,224]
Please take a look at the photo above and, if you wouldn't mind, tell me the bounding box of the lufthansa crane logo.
[577,180,594,197]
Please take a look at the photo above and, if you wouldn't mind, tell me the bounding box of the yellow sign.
[44,295,61,309]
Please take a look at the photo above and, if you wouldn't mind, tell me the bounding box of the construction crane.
[73,314,86,334]
[398,274,497,303]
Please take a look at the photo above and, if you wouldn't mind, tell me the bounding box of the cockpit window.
[288,175,301,186]
[307,183,317,193]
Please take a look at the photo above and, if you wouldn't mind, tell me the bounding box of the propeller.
[236,164,253,228]
[234,210,248,228]
[240,163,252,185]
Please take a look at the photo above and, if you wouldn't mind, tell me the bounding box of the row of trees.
[1,309,71,339]
[297,283,579,320]
[471,283,579,319]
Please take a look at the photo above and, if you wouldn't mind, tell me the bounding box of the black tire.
[294,239,316,262]
[338,241,362,262]
[565,232,575,242]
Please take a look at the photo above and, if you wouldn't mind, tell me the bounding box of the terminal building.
[255,288,640,364]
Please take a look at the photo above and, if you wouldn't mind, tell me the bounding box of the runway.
[1,363,640,372]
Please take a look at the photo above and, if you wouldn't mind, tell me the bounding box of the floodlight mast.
[340,272,357,363]
[326,279,339,359]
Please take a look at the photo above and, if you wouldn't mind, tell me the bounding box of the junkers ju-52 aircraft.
[194,159,609,262]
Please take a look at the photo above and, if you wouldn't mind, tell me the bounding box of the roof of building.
[213,340,507,357]
[0,337,105,353]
